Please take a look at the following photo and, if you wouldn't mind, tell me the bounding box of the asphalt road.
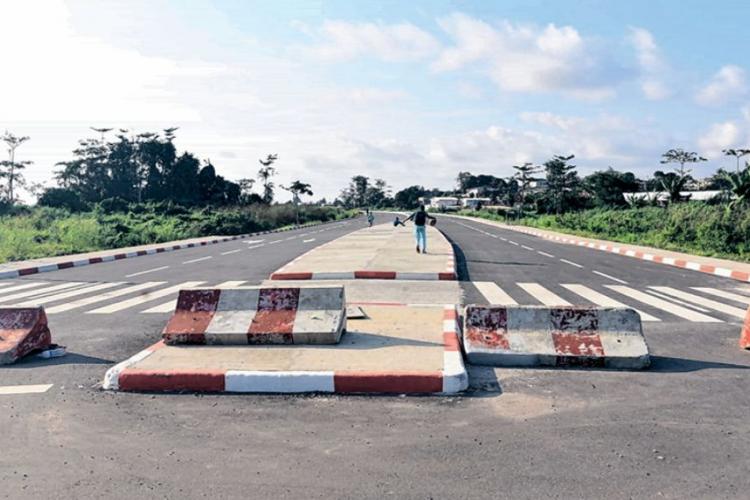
[1,213,749,499]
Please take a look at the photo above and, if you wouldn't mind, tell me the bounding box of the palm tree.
[258,154,278,203]
[722,148,750,173]
[282,180,313,225]
[1,131,32,204]
[721,164,750,209]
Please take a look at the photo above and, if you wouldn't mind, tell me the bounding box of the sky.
[2,0,750,202]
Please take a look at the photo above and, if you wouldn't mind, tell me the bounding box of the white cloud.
[696,65,747,106]
[432,14,620,100]
[628,27,671,100]
[345,88,408,103]
[457,82,483,99]
[698,121,740,156]
[520,111,584,131]
[0,0,220,123]
[297,20,440,62]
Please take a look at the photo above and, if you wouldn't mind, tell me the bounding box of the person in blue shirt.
[404,204,436,253]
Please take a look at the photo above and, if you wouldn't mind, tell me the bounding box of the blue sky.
[2,0,749,201]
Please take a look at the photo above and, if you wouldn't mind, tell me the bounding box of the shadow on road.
[647,355,750,373]
[5,352,114,369]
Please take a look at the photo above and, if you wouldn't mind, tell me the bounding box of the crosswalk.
[471,281,750,323]
[0,278,747,323]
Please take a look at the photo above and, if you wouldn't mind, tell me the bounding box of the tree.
[660,148,706,177]
[282,180,313,225]
[456,171,473,192]
[257,154,278,203]
[512,162,541,211]
[365,178,390,208]
[237,178,260,205]
[722,148,750,173]
[721,164,750,208]
[543,154,580,214]
[338,175,370,208]
[1,131,32,204]
[584,168,639,208]
[394,185,426,209]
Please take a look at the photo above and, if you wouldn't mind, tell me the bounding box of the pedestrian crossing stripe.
[0,278,747,323]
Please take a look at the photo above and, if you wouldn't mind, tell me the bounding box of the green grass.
[460,203,750,263]
[0,204,356,263]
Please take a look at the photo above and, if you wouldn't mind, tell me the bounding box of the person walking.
[404,204,436,253]
[367,212,374,227]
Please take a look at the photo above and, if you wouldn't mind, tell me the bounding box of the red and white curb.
[452,215,750,283]
[102,305,468,394]
[270,230,457,281]
[510,226,750,283]
[0,218,353,281]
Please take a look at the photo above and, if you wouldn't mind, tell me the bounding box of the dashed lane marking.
[521,245,534,251]
[220,249,242,255]
[303,239,316,243]
[126,266,169,278]
[509,241,519,246]
[592,270,627,284]
[537,251,555,258]
[0,384,53,395]
[559,258,583,269]
[183,256,212,264]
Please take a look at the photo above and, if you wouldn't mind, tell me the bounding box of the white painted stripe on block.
[38,264,59,273]
[715,268,733,278]
[225,371,335,393]
[442,350,468,393]
[693,287,750,305]
[90,281,205,314]
[102,347,158,390]
[518,283,571,306]
[649,286,747,319]
[474,282,518,305]
[0,270,21,279]
[15,282,124,306]
[0,282,85,304]
[312,272,354,280]
[216,281,249,288]
[663,257,676,266]
[396,272,436,280]
[686,262,701,271]
[126,266,169,278]
[606,286,721,322]
[561,284,659,322]
[47,282,165,314]
[0,384,54,395]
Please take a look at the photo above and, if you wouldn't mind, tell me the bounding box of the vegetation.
[0,203,353,263]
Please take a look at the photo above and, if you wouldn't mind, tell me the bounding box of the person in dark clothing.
[404,204,436,253]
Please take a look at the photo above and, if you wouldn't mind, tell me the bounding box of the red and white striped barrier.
[0,218,353,281]
[162,286,346,345]
[0,307,52,365]
[507,225,750,283]
[270,271,457,280]
[463,305,650,369]
[103,305,468,394]
[740,305,750,350]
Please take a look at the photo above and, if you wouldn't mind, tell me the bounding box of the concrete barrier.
[162,286,346,345]
[740,305,750,350]
[463,305,650,369]
[0,307,52,365]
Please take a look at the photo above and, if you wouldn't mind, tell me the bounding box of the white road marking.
[518,282,571,306]
[0,282,51,297]
[142,281,248,313]
[284,236,296,241]
[644,289,712,312]
[220,249,242,255]
[183,256,212,264]
[303,239,316,243]
[0,384,53,395]
[650,286,747,319]
[0,281,15,287]
[592,270,628,284]
[246,245,264,250]
[606,286,721,322]
[126,266,169,278]
[509,241,519,246]
[521,245,534,251]
[47,282,166,314]
[499,237,508,241]
[243,240,265,244]
[692,287,750,305]
[474,282,518,305]
[561,284,659,322]
[559,259,583,269]
[269,240,282,244]
[0,282,85,304]
[14,282,124,306]
[89,281,205,314]
[537,251,555,258]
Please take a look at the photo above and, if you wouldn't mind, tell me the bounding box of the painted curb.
[462,305,650,369]
[450,215,750,283]
[740,305,750,350]
[0,217,356,281]
[102,305,468,394]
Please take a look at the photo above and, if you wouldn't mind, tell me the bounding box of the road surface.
[1,214,748,499]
